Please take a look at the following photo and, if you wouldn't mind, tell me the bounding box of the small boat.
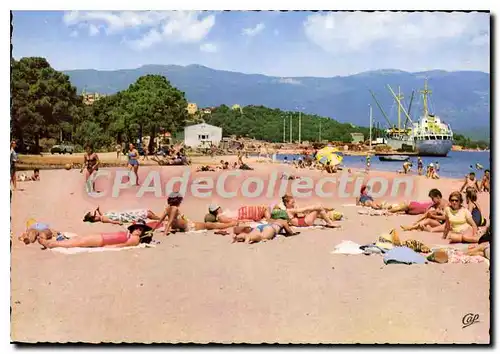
[378,155,410,162]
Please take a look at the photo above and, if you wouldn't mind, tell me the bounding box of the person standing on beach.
[115,143,122,159]
[80,144,100,192]
[10,140,18,191]
[127,143,140,185]
[480,170,490,192]
[417,157,423,175]
[365,155,371,173]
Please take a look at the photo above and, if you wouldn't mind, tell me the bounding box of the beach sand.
[10,160,490,344]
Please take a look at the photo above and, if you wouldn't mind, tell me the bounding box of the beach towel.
[383,246,427,265]
[446,249,488,264]
[358,209,388,216]
[50,243,156,254]
[331,240,364,255]
[238,206,267,221]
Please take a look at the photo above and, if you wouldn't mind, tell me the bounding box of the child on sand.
[356,185,386,210]
[460,172,480,193]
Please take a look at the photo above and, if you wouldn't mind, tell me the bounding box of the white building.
[184,123,223,148]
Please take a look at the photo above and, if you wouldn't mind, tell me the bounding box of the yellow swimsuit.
[445,207,470,233]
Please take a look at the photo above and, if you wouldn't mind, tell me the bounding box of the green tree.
[120,75,189,151]
[10,57,82,152]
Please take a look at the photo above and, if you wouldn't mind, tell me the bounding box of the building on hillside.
[187,102,198,115]
[184,123,222,148]
[231,104,241,111]
[201,107,213,115]
[350,133,365,144]
[82,92,106,105]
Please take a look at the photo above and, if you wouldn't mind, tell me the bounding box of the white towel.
[51,243,155,254]
[331,240,364,255]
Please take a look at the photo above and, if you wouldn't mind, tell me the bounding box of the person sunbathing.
[83,207,161,225]
[231,219,299,244]
[281,194,339,228]
[196,165,217,172]
[204,204,238,224]
[401,188,448,232]
[460,172,481,193]
[387,200,433,215]
[153,192,238,235]
[480,169,490,192]
[37,220,153,249]
[17,168,40,182]
[443,191,478,243]
[356,185,386,209]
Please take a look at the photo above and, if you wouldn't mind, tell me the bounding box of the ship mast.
[420,78,432,117]
[397,86,404,130]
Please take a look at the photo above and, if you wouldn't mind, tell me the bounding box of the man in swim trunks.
[281,194,339,228]
[401,188,448,232]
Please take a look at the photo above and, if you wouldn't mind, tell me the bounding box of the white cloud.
[303,12,490,53]
[200,42,217,53]
[88,24,100,36]
[62,11,216,49]
[242,23,265,37]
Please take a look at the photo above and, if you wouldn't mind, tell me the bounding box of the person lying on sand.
[281,194,340,228]
[356,185,386,210]
[153,192,238,235]
[401,189,448,232]
[442,191,478,243]
[204,204,238,224]
[17,168,40,182]
[480,169,490,193]
[196,165,217,172]
[231,220,299,244]
[83,207,161,225]
[460,172,480,193]
[387,200,433,215]
[37,220,154,249]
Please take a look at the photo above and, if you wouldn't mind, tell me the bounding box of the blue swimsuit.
[128,151,139,166]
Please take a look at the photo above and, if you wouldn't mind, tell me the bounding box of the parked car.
[50,144,74,154]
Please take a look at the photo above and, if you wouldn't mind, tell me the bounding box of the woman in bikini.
[465,188,487,227]
[153,192,238,235]
[443,191,478,243]
[83,206,161,225]
[36,220,154,249]
[127,143,140,185]
[231,219,299,244]
[281,194,339,228]
[80,145,100,192]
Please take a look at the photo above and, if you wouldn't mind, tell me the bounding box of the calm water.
[271,151,491,179]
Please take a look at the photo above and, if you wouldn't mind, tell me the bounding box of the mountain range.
[64,64,491,140]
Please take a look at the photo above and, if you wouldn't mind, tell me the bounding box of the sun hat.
[128,219,153,233]
[208,204,220,213]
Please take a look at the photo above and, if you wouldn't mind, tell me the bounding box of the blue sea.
[271,151,491,179]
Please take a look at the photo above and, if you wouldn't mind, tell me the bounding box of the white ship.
[370,79,454,157]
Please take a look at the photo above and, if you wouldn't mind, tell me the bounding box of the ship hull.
[416,140,453,157]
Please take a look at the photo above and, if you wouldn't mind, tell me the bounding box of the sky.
[11,10,490,77]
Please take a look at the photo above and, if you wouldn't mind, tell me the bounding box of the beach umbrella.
[316,146,343,166]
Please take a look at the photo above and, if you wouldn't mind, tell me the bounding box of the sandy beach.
[10,158,490,344]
